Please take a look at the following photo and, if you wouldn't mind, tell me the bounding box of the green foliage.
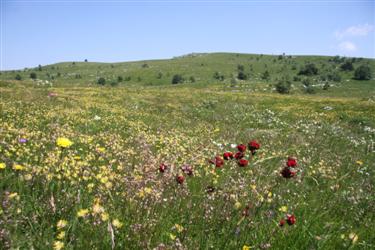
[354,65,372,80]
[275,76,291,94]
[97,77,106,85]
[117,76,123,82]
[30,72,37,79]
[298,63,318,76]
[237,71,248,80]
[15,74,22,80]
[340,61,354,71]
[172,74,184,84]
[213,71,225,81]
[261,70,270,80]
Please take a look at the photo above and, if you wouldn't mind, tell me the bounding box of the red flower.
[286,214,296,225]
[159,163,167,173]
[181,165,193,176]
[287,157,297,167]
[234,151,244,159]
[248,140,260,154]
[237,144,247,152]
[176,175,185,184]
[214,156,224,168]
[280,167,297,178]
[279,219,286,227]
[223,152,234,160]
[238,159,249,167]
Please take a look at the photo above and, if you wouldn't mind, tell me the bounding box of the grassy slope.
[0,53,375,249]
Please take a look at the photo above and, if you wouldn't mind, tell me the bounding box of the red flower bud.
[287,157,297,167]
[280,167,297,178]
[234,151,244,159]
[176,175,185,184]
[248,140,260,151]
[223,152,234,160]
[214,156,224,168]
[159,163,167,173]
[238,159,249,167]
[286,214,296,225]
[279,219,286,227]
[237,144,247,152]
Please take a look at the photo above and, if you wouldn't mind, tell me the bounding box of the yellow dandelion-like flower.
[57,220,68,229]
[13,164,25,171]
[0,163,6,169]
[57,231,65,240]
[356,160,363,166]
[144,187,152,194]
[349,233,358,244]
[234,201,242,209]
[243,245,251,250]
[101,212,109,221]
[92,203,104,214]
[279,206,288,213]
[112,219,123,229]
[97,147,106,153]
[56,137,73,148]
[53,240,64,250]
[169,233,176,240]
[8,192,19,199]
[175,224,184,233]
[77,209,89,218]
[250,184,257,190]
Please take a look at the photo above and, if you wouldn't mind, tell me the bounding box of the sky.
[1,0,374,70]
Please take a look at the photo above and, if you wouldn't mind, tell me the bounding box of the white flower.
[94,115,101,121]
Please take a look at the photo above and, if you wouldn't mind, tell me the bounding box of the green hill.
[1,52,374,97]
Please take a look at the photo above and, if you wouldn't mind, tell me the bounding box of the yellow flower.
[279,206,288,213]
[57,220,68,229]
[97,147,106,153]
[0,163,6,169]
[92,203,104,214]
[8,192,19,199]
[175,224,184,233]
[77,209,89,217]
[56,137,73,148]
[13,164,25,171]
[234,201,242,209]
[169,233,176,240]
[356,160,363,166]
[101,212,109,221]
[53,241,64,250]
[243,245,251,250]
[349,233,358,244]
[57,231,65,240]
[112,219,123,228]
[250,184,257,190]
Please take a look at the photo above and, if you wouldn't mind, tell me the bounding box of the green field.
[1,53,375,249]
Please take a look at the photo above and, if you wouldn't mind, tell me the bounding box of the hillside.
[1,52,374,98]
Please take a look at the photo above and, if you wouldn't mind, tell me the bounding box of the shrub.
[237,71,248,80]
[213,72,225,81]
[302,78,312,87]
[97,77,106,85]
[172,74,184,84]
[30,72,37,79]
[327,71,341,82]
[293,76,301,82]
[157,72,163,79]
[237,64,245,71]
[354,65,372,80]
[189,76,196,83]
[275,76,291,94]
[110,81,118,87]
[15,74,22,80]
[117,76,123,82]
[323,83,330,90]
[261,70,270,80]
[340,61,354,71]
[305,86,316,94]
[298,63,318,76]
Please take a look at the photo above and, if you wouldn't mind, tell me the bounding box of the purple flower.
[19,138,27,143]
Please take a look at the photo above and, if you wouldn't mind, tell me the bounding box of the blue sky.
[1,0,374,70]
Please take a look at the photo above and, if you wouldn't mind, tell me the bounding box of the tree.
[97,77,106,85]
[275,76,291,94]
[261,70,270,80]
[38,64,42,71]
[15,74,22,80]
[30,72,37,79]
[340,61,354,71]
[84,59,88,62]
[354,65,372,80]
[172,74,184,84]
[298,63,318,76]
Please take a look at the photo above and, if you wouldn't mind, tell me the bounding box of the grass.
[0,53,375,249]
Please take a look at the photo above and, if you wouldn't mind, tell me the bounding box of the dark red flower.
[159,163,167,173]
[237,144,247,152]
[181,165,193,176]
[238,159,249,167]
[248,140,260,154]
[287,157,297,167]
[286,214,296,225]
[176,175,185,184]
[214,156,224,168]
[234,151,244,159]
[223,152,234,160]
[280,167,297,178]
[279,219,286,227]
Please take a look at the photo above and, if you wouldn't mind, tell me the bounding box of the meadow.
[1,53,375,249]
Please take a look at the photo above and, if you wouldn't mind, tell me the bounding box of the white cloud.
[335,24,374,40]
[338,41,357,52]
